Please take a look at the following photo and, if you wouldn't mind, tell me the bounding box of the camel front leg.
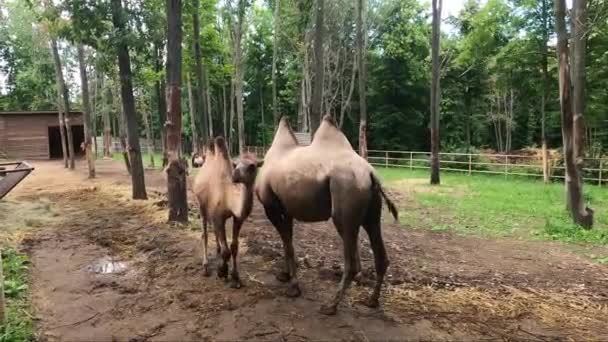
[200,209,211,277]
[264,205,300,297]
[230,218,243,288]
[214,218,231,279]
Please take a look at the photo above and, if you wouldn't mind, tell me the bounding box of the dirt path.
[7,160,608,340]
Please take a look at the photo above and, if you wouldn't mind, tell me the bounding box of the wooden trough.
[0,161,34,200]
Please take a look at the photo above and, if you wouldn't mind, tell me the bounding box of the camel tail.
[371,174,399,222]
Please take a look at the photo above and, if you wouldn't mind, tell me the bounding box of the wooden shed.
[0,111,84,159]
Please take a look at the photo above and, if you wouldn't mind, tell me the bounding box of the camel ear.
[256,160,264,168]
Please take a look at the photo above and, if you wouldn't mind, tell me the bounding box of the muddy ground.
[3,159,608,341]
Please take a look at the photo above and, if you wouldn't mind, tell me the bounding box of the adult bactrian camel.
[255,115,398,315]
[193,137,261,288]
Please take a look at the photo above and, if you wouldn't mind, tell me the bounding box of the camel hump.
[214,136,229,158]
[312,115,351,149]
[322,114,336,126]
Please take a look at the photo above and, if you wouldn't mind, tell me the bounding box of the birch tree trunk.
[187,75,200,154]
[356,0,368,159]
[310,0,324,135]
[555,0,593,228]
[430,0,442,185]
[142,97,155,168]
[165,0,188,222]
[540,0,550,183]
[56,88,68,167]
[111,0,147,200]
[102,81,112,158]
[77,44,95,178]
[193,0,208,143]
[271,0,280,125]
[50,38,75,169]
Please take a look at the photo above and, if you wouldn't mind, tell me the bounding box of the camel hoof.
[286,284,301,298]
[319,304,337,316]
[363,297,379,309]
[217,264,229,279]
[230,278,242,289]
[276,272,291,283]
[202,264,211,277]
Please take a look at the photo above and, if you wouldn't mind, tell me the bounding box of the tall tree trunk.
[310,0,324,136]
[91,71,98,157]
[229,78,235,150]
[50,38,75,169]
[115,79,131,174]
[142,96,155,168]
[540,0,550,183]
[192,0,208,144]
[56,89,69,167]
[111,0,147,200]
[356,0,368,159]
[271,0,280,125]
[165,0,188,222]
[77,44,95,178]
[555,0,593,228]
[153,43,169,167]
[187,75,200,154]
[430,0,442,185]
[102,81,113,158]
[206,74,213,137]
[222,83,228,138]
[234,0,246,154]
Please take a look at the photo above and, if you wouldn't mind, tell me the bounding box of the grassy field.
[112,152,164,169]
[376,167,608,247]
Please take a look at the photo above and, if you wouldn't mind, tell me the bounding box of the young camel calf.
[192,137,261,288]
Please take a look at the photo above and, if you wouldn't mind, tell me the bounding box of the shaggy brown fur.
[192,137,261,287]
[255,115,397,315]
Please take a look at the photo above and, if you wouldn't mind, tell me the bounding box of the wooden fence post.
[504,155,508,178]
[409,152,413,170]
[599,160,603,186]
[0,249,6,326]
[385,151,389,168]
[468,153,472,175]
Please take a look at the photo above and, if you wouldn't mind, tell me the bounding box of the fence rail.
[244,146,606,187]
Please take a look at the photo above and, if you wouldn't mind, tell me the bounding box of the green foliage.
[1,248,34,342]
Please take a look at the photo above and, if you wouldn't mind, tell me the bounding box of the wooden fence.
[245,146,606,186]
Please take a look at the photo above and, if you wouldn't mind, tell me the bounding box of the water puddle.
[86,256,129,274]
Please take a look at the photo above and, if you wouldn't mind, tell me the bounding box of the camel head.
[232,153,263,186]
[191,140,215,168]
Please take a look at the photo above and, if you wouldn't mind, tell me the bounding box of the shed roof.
[0,111,83,116]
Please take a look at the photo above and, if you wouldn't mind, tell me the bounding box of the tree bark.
[205,74,213,137]
[192,0,208,143]
[50,38,75,169]
[233,0,246,154]
[56,89,69,168]
[356,0,368,159]
[142,96,155,168]
[555,0,593,228]
[153,43,169,167]
[271,0,280,125]
[187,75,200,154]
[310,0,324,136]
[540,0,550,183]
[430,0,442,185]
[102,81,112,158]
[165,0,188,222]
[77,44,95,178]
[111,0,147,200]
[222,83,228,138]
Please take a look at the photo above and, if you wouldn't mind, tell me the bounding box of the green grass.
[376,167,608,245]
[111,152,165,169]
[1,248,34,342]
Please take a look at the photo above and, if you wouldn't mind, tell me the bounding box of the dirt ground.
[4,159,608,341]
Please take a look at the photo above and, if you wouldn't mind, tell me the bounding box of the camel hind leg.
[214,217,231,279]
[200,207,211,277]
[320,175,365,315]
[362,187,389,309]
